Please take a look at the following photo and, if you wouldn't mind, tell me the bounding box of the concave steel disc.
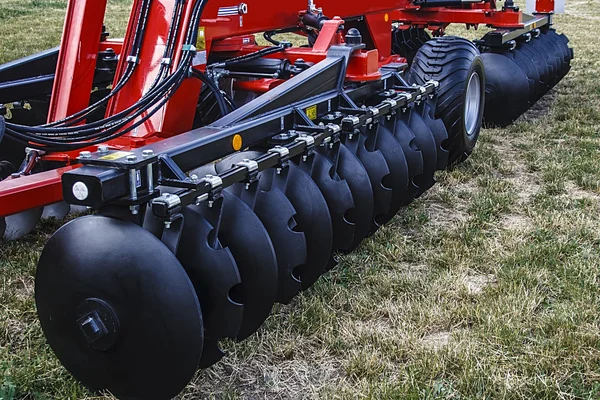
[331,143,374,251]
[298,151,355,254]
[386,115,424,205]
[369,122,410,225]
[263,163,334,290]
[42,202,71,220]
[401,108,438,197]
[419,103,449,170]
[3,207,43,240]
[231,182,305,304]
[196,190,278,340]
[178,206,243,368]
[35,216,203,400]
[216,153,306,304]
[343,129,392,235]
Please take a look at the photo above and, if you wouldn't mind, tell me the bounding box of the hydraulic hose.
[6,0,209,151]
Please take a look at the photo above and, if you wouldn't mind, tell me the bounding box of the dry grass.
[1,0,600,399]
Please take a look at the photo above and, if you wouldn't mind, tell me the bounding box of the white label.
[72,182,89,201]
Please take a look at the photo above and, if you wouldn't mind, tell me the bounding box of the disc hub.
[76,298,119,352]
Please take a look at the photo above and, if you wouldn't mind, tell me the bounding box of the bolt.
[129,205,140,215]
[10,173,21,179]
[126,154,138,163]
[79,151,92,159]
[165,221,172,229]
[97,145,109,154]
[142,149,154,158]
[190,174,199,182]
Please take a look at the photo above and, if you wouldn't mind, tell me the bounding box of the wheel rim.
[464,71,482,138]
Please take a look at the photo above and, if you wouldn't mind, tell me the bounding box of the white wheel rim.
[464,71,482,138]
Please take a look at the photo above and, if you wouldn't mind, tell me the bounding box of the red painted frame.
[0,0,556,217]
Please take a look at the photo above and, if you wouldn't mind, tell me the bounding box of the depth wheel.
[408,36,486,167]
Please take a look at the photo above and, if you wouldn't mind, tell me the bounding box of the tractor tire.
[392,27,431,65]
[408,36,485,167]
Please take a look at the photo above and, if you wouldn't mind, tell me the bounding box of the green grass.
[1,0,600,399]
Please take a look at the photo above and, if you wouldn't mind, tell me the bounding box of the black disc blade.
[299,151,355,254]
[36,216,203,400]
[331,143,374,251]
[401,108,438,197]
[386,115,424,205]
[178,206,243,368]
[196,190,278,340]
[233,182,306,305]
[343,130,392,234]
[371,122,410,223]
[420,102,450,170]
[264,163,334,290]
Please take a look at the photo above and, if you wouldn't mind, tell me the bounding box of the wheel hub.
[465,71,482,138]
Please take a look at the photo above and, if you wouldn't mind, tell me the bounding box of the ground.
[1,0,599,399]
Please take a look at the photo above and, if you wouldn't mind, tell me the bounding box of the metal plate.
[35,216,203,400]
[3,207,43,240]
[42,202,71,220]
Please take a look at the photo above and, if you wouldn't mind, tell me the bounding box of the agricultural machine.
[0,0,572,397]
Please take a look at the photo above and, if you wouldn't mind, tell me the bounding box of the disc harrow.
[0,0,574,398]
[481,28,574,127]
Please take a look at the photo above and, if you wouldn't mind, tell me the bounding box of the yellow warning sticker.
[197,27,206,50]
[99,151,133,161]
[306,105,318,120]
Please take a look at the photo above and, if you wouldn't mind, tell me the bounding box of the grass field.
[1,0,600,399]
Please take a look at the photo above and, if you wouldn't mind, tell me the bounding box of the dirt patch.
[462,274,497,295]
[421,331,450,351]
[500,214,533,232]
[564,181,600,202]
